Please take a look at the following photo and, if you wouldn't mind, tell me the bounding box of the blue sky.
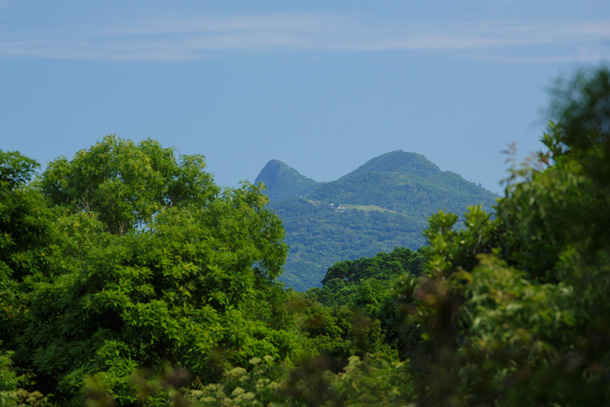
[1,1,609,194]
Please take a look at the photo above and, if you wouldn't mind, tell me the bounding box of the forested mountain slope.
[255,159,320,203]
[256,150,498,290]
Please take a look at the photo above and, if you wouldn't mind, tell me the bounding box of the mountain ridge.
[255,150,498,290]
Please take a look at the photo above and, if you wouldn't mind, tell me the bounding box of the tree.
[402,66,610,406]
[39,135,218,235]
[0,151,51,282]
[0,151,52,352]
[9,137,293,404]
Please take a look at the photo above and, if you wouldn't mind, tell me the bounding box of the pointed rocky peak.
[255,160,290,187]
[255,159,319,204]
[345,150,441,178]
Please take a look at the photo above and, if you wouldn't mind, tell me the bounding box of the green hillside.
[254,159,320,203]
[256,150,499,290]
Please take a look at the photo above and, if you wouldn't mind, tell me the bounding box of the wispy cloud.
[0,12,609,62]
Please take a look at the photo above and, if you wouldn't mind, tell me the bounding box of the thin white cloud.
[472,53,610,64]
[0,13,609,62]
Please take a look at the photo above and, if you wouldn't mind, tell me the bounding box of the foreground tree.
[38,135,219,236]
[0,151,54,406]
[404,65,610,406]
[4,137,296,405]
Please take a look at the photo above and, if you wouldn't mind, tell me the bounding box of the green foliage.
[282,353,415,407]
[38,135,218,235]
[294,248,424,363]
[548,65,610,153]
[0,151,53,364]
[322,247,423,289]
[331,356,415,407]
[401,65,610,406]
[187,355,288,406]
[0,389,51,407]
[74,353,416,407]
[298,301,369,360]
[2,137,292,405]
[274,197,427,290]
[0,348,20,392]
[0,348,52,407]
[0,150,39,188]
[327,249,422,347]
[0,150,51,282]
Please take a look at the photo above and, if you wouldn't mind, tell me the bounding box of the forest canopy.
[1,138,294,405]
[1,65,609,406]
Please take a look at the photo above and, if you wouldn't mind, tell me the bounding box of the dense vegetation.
[1,65,609,406]
[256,151,498,290]
[270,197,427,290]
[0,138,297,405]
[404,66,610,406]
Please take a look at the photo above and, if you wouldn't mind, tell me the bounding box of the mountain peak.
[255,160,290,183]
[345,150,440,178]
[255,159,319,204]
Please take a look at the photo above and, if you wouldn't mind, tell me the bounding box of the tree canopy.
[401,65,610,406]
[1,137,294,404]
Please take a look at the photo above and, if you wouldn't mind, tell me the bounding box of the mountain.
[255,159,319,203]
[344,150,440,178]
[255,150,499,291]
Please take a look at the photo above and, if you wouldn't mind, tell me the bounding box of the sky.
[1,1,609,194]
